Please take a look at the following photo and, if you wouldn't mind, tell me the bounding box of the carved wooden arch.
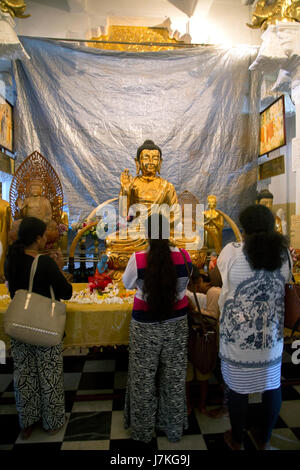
[9,150,64,224]
[177,190,200,232]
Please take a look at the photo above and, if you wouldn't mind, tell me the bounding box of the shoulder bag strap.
[28,254,55,302]
[179,249,207,332]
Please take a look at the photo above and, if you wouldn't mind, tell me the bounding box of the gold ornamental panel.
[88,25,185,52]
[247,0,300,31]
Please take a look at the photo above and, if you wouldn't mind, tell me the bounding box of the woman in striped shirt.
[123,214,192,444]
[217,205,290,450]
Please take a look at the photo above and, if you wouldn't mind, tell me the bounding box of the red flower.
[88,273,112,293]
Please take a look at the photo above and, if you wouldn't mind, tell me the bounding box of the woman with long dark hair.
[216,204,290,450]
[122,214,192,443]
[5,217,72,439]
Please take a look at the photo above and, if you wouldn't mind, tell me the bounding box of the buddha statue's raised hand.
[120,169,133,194]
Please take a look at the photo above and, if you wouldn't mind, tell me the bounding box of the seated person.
[186,266,221,320]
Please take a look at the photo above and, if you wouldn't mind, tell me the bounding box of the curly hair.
[6,217,47,280]
[239,205,288,271]
[143,214,177,321]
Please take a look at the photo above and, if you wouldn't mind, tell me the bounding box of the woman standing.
[217,205,290,450]
[123,214,192,443]
[5,217,73,439]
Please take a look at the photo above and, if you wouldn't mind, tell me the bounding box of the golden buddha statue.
[17,179,53,225]
[256,189,283,233]
[0,197,12,280]
[203,195,224,254]
[106,140,203,271]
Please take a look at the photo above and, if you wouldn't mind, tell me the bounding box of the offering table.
[0,283,133,351]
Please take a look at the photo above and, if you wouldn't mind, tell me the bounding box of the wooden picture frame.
[259,96,286,157]
[258,155,285,180]
[0,98,13,152]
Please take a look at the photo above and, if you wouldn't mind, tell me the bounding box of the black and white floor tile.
[0,344,300,451]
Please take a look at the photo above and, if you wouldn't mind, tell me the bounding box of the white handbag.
[4,254,66,347]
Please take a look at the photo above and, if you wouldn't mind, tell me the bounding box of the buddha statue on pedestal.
[106,140,203,271]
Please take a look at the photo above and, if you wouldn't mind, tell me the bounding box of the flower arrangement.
[71,218,99,239]
[68,283,136,305]
[209,254,218,271]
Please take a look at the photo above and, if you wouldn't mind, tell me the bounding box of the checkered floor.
[0,344,300,451]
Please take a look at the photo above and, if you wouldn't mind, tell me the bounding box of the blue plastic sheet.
[13,37,260,225]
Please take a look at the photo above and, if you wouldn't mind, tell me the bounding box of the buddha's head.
[28,179,44,197]
[256,189,273,210]
[207,195,217,210]
[135,140,162,177]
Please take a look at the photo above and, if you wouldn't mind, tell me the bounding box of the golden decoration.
[87,25,184,52]
[9,150,64,225]
[0,0,30,18]
[247,0,300,30]
[203,194,224,254]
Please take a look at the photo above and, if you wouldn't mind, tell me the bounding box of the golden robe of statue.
[0,198,11,279]
[203,195,224,254]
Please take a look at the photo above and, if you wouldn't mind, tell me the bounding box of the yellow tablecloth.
[1,282,299,349]
[0,283,133,349]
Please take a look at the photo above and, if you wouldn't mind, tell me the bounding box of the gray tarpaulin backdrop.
[13,37,260,225]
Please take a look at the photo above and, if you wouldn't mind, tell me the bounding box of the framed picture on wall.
[0,98,13,152]
[259,96,286,157]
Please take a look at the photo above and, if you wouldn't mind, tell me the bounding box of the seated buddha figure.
[17,179,53,225]
[255,189,282,233]
[106,140,200,255]
[203,195,224,254]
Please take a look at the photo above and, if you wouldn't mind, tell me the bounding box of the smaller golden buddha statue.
[247,0,296,30]
[255,189,282,233]
[203,195,224,254]
[17,179,53,225]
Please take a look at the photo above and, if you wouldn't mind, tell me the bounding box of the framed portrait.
[259,96,286,157]
[0,98,13,152]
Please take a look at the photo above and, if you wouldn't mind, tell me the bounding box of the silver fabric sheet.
[13,38,260,225]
